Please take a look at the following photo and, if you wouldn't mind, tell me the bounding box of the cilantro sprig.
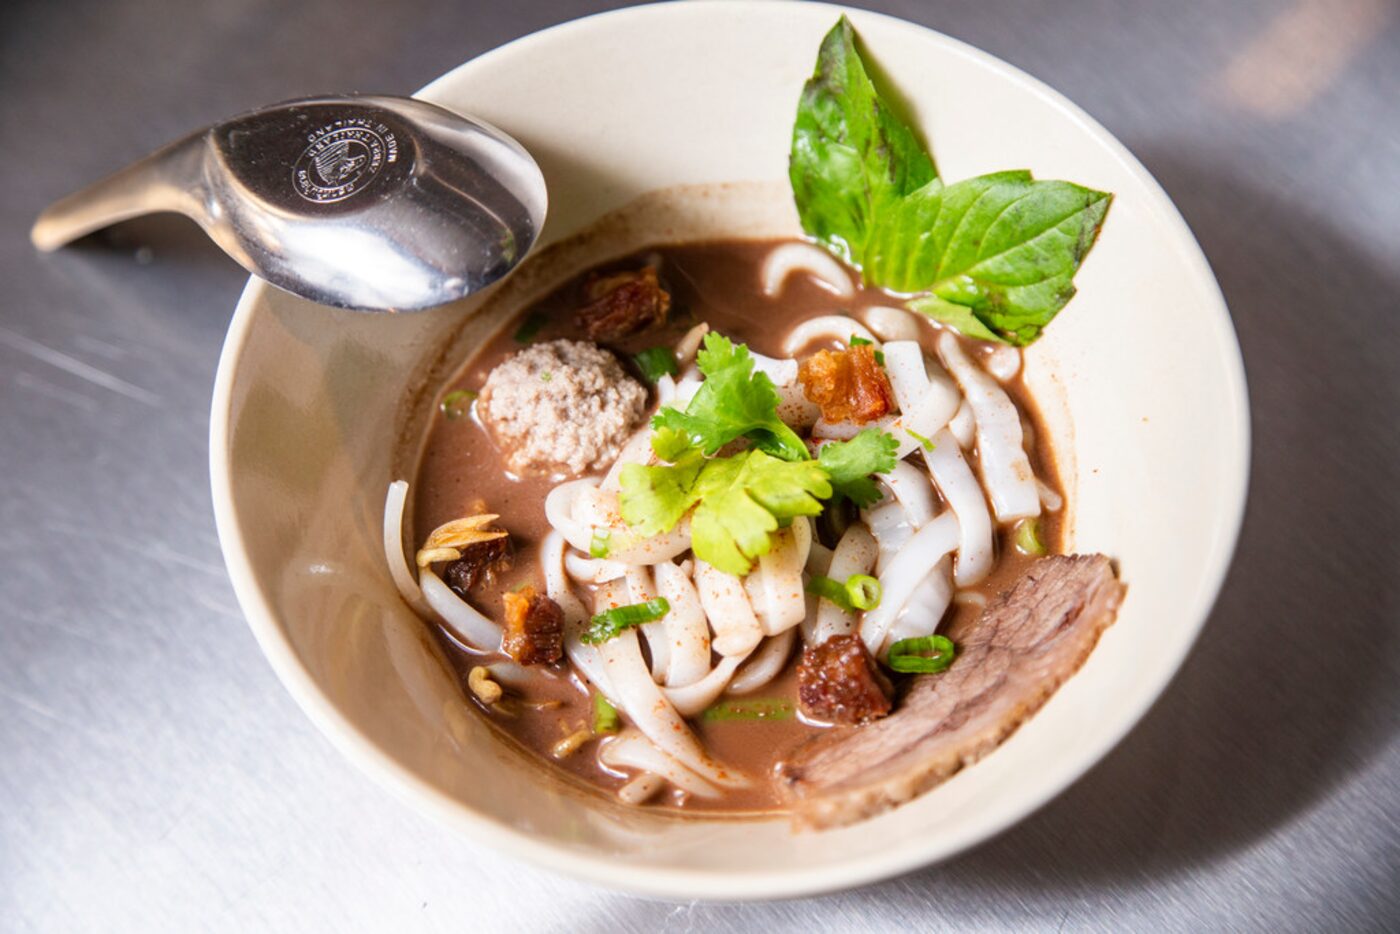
[619,334,896,575]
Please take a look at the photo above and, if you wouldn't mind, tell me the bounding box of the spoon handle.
[31,135,207,252]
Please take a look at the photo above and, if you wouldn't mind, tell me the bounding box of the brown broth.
[411,239,1066,814]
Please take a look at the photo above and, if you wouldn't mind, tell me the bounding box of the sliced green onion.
[512,311,545,343]
[1014,517,1046,556]
[581,597,671,645]
[592,693,620,734]
[846,574,882,610]
[906,428,936,452]
[439,389,476,419]
[887,635,956,673]
[633,346,679,382]
[701,698,795,722]
[589,528,611,559]
[806,574,882,612]
[806,575,854,611]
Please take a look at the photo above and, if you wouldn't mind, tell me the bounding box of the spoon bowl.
[31,95,547,311]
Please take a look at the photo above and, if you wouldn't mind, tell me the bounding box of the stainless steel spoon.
[30,95,547,311]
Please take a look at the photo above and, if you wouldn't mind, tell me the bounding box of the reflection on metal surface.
[1216,0,1393,117]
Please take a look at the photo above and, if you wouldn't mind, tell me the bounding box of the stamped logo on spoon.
[292,116,398,203]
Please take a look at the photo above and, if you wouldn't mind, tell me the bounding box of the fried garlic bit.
[416,512,508,568]
[467,666,503,704]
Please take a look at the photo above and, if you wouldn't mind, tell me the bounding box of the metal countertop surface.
[3,0,1398,930]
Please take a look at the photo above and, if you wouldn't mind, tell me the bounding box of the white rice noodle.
[860,511,960,655]
[600,426,654,493]
[728,628,797,695]
[949,399,976,449]
[811,415,888,441]
[593,621,744,788]
[564,551,627,583]
[663,654,746,716]
[954,590,988,610]
[748,350,799,387]
[862,305,924,343]
[864,500,915,573]
[544,478,600,553]
[674,322,710,366]
[419,566,500,654]
[761,242,855,300]
[694,559,764,658]
[608,518,692,566]
[938,331,1041,522]
[925,427,995,587]
[775,382,821,429]
[617,773,666,805]
[672,373,703,408]
[599,731,722,799]
[781,315,878,357]
[1038,479,1064,513]
[572,484,693,566]
[621,567,670,683]
[486,660,549,690]
[814,523,878,644]
[879,557,954,658]
[880,460,937,529]
[985,345,1022,382]
[653,562,711,688]
[383,480,432,618]
[806,540,834,577]
[546,530,616,698]
[753,519,811,635]
[880,340,962,458]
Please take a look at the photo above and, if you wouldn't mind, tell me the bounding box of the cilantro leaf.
[619,445,830,576]
[789,18,1111,346]
[818,428,899,507]
[651,333,810,461]
[690,450,830,575]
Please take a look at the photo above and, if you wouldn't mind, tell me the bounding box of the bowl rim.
[209,0,1251,901]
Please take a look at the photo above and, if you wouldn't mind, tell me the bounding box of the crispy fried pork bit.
[501,585,565,666]
[797,345,896,424]
[576,266,671,341]
[796,633,893,725]
[442,536,513,598]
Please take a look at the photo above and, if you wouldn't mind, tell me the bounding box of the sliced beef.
[501,585,565,666]
[777,554,1124,829]
[576,266,671,341]
[797,345,896,424]
[797,633,893,725]
[442,536,513,598]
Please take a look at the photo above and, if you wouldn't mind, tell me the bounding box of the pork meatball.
[478,339,647,476]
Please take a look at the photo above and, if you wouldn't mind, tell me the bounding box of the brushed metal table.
[4,1,1397,930]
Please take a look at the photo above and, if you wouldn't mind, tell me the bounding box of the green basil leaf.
[789,16,937,268]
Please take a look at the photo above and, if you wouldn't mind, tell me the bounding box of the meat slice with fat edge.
[777,554,1125,830]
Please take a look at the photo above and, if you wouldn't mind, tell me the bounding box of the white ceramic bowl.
[210,1,1249,900]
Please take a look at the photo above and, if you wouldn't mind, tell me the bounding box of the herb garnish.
[791,17,1111,346]
[619,334,896,575]
[633,346,680,382]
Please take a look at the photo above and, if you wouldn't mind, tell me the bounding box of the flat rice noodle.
[814,522,878,644]
[864,500,915,573]
[599,730,722,798]
[879,556,954,659]
[419,566,501,654]
[545,530,616,698]
[594,625,747,788]
[625,567,669,682]
[881,460,937,529]
[925,427,994,587]
[761,242,855,300]
[728,628,797,695]
[564,552,628,583]
[781,315,878,357]
[880,341,961,458]
[694,559,764,657]
[748,350,800,387]
[949,399,976,449]
[544,478,599,553]
[938,331,1040,522]
[862,305,923,343]
[653,562,711,688]
[755,519,811,635]
[663,654,747,716]
[860,511,960,655]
